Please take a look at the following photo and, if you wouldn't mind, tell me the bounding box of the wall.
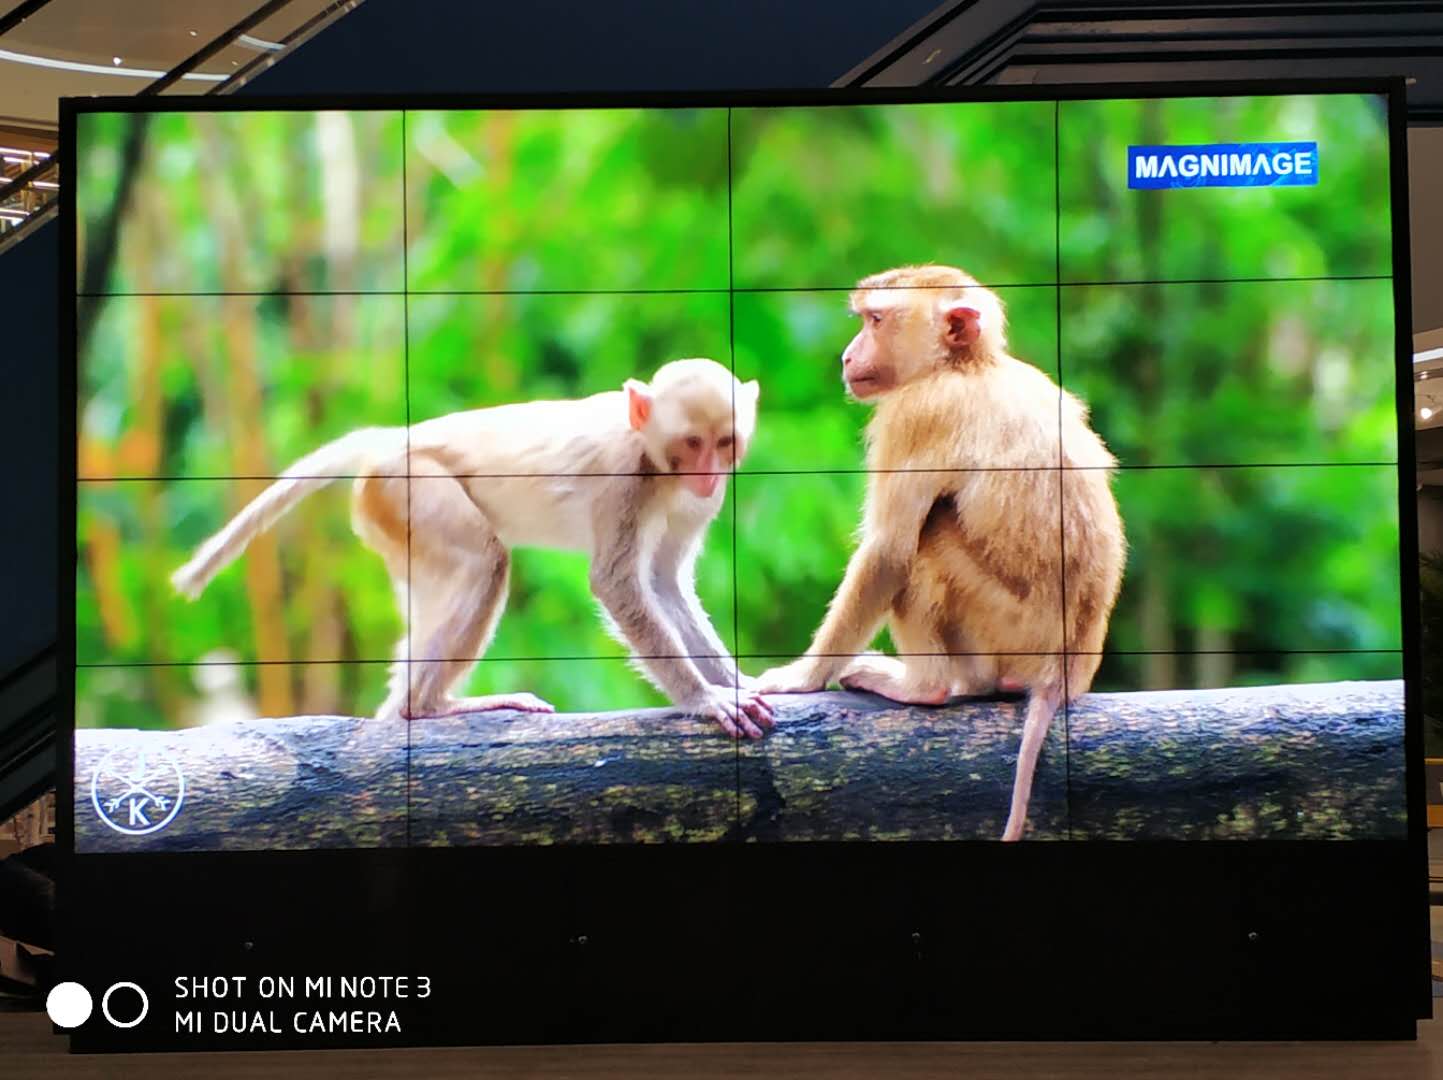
[1410,126,1443,335]
[0,228,57,673]
[245,0,940,95]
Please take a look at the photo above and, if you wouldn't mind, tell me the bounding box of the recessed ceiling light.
[189,30,198,37]
[1424,407,1435,420]
[112,56,122,66]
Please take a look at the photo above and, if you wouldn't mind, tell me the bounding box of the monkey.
[171,358,774,739]
[755,265,1125,840]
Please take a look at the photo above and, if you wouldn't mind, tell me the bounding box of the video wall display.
[70,93,1406,851]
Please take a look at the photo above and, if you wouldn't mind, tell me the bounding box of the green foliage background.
[73,97,1402,729]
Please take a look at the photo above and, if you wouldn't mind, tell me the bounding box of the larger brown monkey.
[756,266,1125,839]
[173,358,774,739]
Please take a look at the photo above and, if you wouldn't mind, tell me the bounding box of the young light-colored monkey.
[755,265,1125,840]
[172,358,774,739]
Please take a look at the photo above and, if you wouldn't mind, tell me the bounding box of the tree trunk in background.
[224,322,295,719]
[76,114,149,358]
[481,113,517,392]
[1194,625,1234,688]
[195,117,294,717]
[298,113,363,715]
[133,285,181,718]
[1134,99,1176,691]
[294,285,346,717]
[1140,563,1177,689]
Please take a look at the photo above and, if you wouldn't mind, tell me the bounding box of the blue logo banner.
[1128,142,1319,190]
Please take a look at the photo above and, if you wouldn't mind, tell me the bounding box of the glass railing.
[0,0,364,251]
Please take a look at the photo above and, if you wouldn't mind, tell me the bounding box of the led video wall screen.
[69,91,1407,852]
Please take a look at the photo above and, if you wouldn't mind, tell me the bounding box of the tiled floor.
[1,1010,1440,1079]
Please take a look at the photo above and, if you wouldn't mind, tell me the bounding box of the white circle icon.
[46,982,93,1028]
[90,747,185,836]
[101,982,149,1029]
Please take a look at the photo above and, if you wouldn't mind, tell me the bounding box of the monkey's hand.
[753,660,831,695]
[685,685,775,740]
[729,670,761,692]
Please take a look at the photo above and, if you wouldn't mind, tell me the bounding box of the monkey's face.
[842,294,939,399]
[841,302,892,399]
[662,428,733,498]
[844,289,992,399]
[628,360,759,499]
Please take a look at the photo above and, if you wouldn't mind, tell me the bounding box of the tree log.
[72,679,1406,851]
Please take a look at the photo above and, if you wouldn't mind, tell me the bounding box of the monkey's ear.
[742,379,760,403]
[940,301,983,349]
[624,379,653,431]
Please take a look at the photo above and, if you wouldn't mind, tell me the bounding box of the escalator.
[0,0,369,789]
[0,647,54,826]
[0,0,362,252]
[0,2,367,1002]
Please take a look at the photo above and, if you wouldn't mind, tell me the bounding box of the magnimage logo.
[1128,142,1319,189]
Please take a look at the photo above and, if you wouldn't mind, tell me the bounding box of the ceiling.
[0,0,293,127]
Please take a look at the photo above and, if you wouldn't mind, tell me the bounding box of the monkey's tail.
[1001,682,1064,842]
[171,427,406,600]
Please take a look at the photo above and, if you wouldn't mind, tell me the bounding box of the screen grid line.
[75,272,1394,300]
[402,110,413,849]
[1056,99,1073,842]
[728,105,744,837]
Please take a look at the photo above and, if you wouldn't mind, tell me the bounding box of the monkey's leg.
[838,654,950,706]
[412,479,554,718]
[352,468,416,722]
[363,463,553,719]
[843,605,972,704]
[891,591,1014,698]
[942,654,1026,698]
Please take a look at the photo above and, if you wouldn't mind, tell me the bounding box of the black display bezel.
[57,78,1425,1049]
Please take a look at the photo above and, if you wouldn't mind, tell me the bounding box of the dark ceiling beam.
[0,0,53,40]
[837,1,1443,121]
[835,1,1036,87]
[142,0,299,95]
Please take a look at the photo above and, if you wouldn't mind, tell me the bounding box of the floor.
[0,1011,1439,1080]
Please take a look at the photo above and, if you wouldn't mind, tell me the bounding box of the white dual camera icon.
[46,980,149,1029]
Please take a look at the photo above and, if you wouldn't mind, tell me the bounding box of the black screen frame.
[56,78,1426,1049]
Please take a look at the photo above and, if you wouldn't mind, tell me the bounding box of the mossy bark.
[73,680,1406,851]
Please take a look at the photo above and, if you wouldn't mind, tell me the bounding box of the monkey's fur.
[173,358,774,739]
[757,265,1126,839]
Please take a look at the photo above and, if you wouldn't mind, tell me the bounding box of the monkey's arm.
[650,534,751,690]
[591,509,771,739]
[755,473,934,694]
[753,542,908,692]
